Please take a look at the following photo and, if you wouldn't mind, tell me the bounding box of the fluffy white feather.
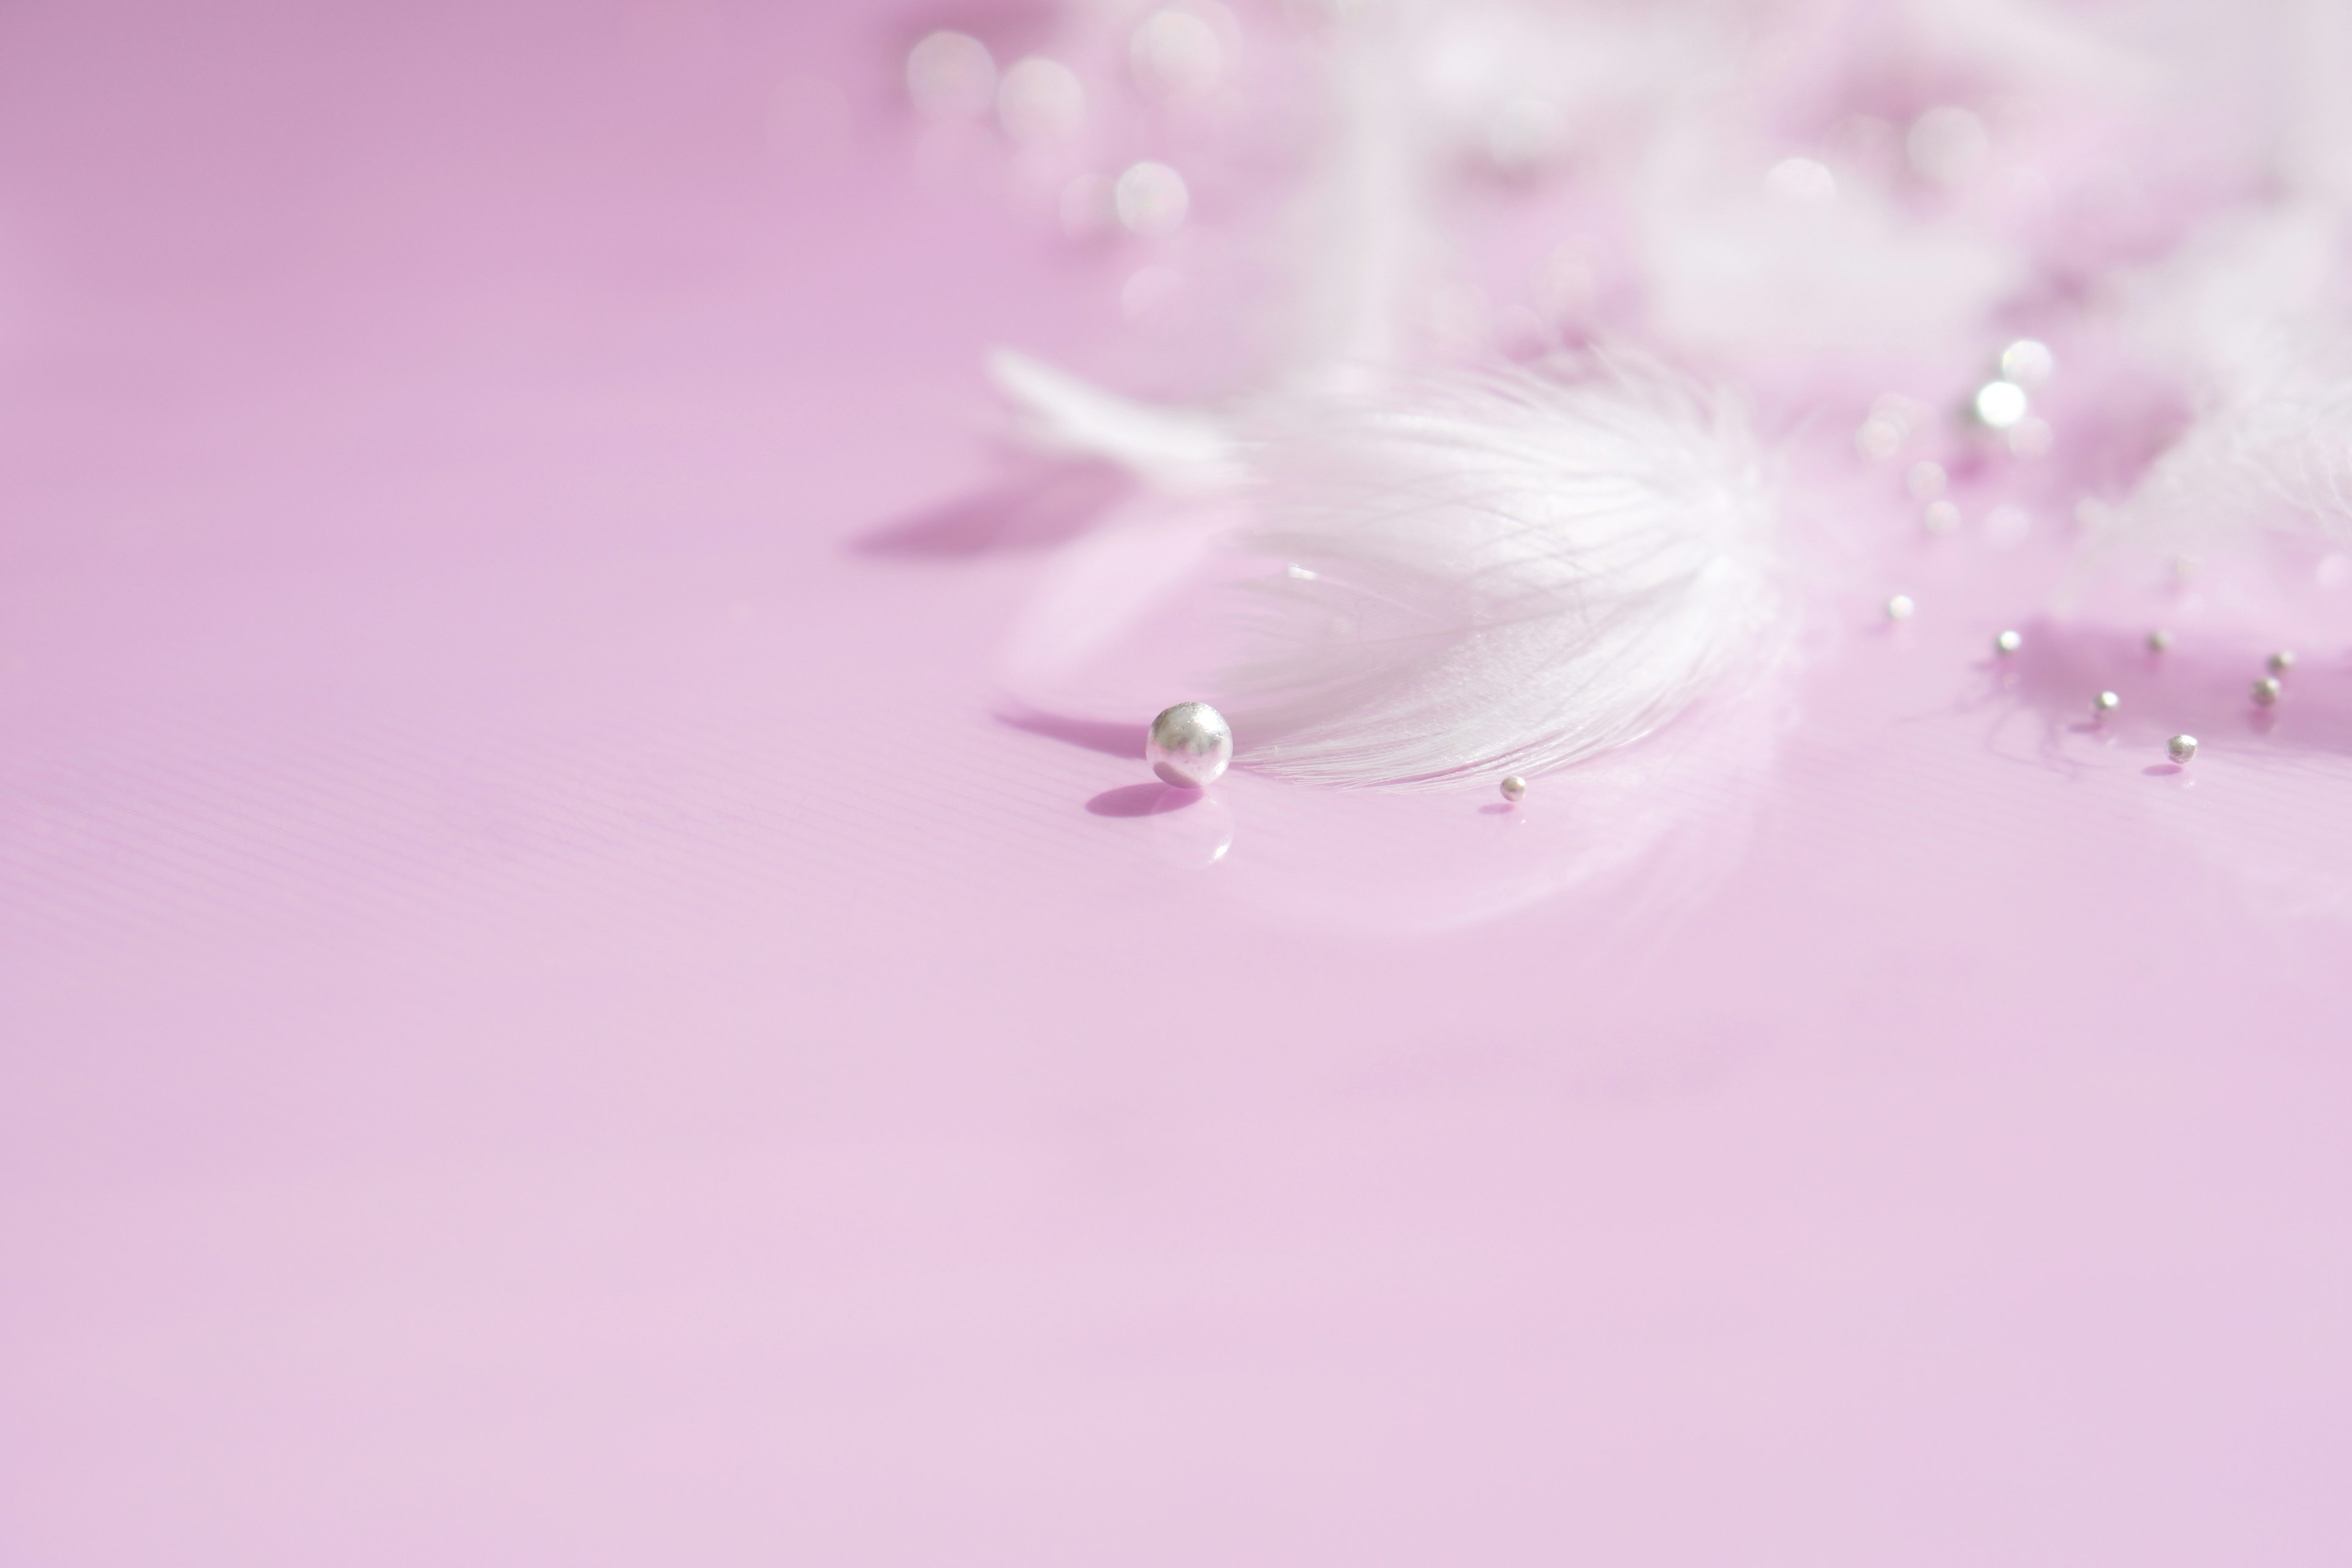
[1223,353,1779,788]
[2118,329,2352,545]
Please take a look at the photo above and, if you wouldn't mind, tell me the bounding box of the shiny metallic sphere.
[1499,774,1527,804]
[2147,628,2173,653]
[2092,690,2120,718]
[2167,734,2198,764]
[1994,629,2022,656]
[1146,701,1232,789]
[2269,649,2296,676]
[2254,676,2281,707]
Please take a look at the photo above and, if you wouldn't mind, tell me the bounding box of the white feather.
[1221,353,1779,789]
[986,348,1238,492]
[2118,330,2352,546]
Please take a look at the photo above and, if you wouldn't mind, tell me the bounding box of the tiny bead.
[2253,676,2280,707]
[2269,650,2296,675]
[1499,775,1527,804]
[2092,690,2120,717]
[2147,629,2172,653]
[1994,629,2022,655]
[1885,594,1915,621]
[1145,701,1233,788]
[2167,734,2198,764]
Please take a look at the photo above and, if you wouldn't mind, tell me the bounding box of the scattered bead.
[2268,650,2296,676]
[2167,734,2198,764]
[1994,629,2022,655]
[2253,676,2280,708]
[2092,690,2120,718]
[1499,774,1527,804]
[2147,628,2173,653]
[1885,594,1915,622]
[1146,701,1232,788]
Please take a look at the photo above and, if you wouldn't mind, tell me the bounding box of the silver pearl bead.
[2268,649,2296,676]
[1499,774,1527,804]
[2253,676,2280,707]
[2147,629,2173,653]
[2092,690,2120,718]
[2167,734,2198,764]
[1885,594,1915,622]
[1145,701,1232,789]
[1994,629,2022,655]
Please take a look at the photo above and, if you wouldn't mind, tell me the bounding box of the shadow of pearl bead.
[1145,701,1232,789]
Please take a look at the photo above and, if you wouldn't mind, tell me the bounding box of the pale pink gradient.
[1,3,2348,1565]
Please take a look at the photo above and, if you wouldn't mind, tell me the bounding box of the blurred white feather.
[2122,331,2352,543]
[1226,353,1779,788]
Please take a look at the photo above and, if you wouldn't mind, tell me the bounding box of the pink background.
[2,2,2348,1562]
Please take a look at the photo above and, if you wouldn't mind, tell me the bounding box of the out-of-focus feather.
[986,349,1237,492]
[1223,353,1779,788]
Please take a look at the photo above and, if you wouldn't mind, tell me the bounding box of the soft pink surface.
[2,4,2348,1564]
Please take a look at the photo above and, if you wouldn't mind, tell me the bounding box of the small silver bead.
[2268,649,2296,676]
[1499,774,1527,804]
[1145,701,1233,789]
[2253,676,2281,707]
[1885,594,1915,622]
[2092,690,2120,718]
[1994,629,2022,656]
[2147,628,2173,653]
[2166,734,2198,764]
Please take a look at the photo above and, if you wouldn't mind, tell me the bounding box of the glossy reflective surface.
[1,4,2349,1565]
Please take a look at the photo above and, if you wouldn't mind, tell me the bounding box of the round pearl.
[2253,676,2280,707]
[2269,649,2296,676]
[1885,594,1915,621]
[2167,734,2198,764]
[1499,774,1527,804]
[2092,690,2120,717]
[1146,701,1232,789]
[2147,629,2173,653]
[1994,629,2022,655]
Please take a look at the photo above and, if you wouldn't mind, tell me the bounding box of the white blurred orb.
[1856,417,1904,460]
[1131,9,1224,98]
[1115,160,1190,236]
[1973,379,2029,430]
[1765,157,1836,203]
[2000,337,2056,388]
[1909,105,1989,186]
[997,56,1085,144]
[1922,500,1961,533]
[906,31,996,119]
